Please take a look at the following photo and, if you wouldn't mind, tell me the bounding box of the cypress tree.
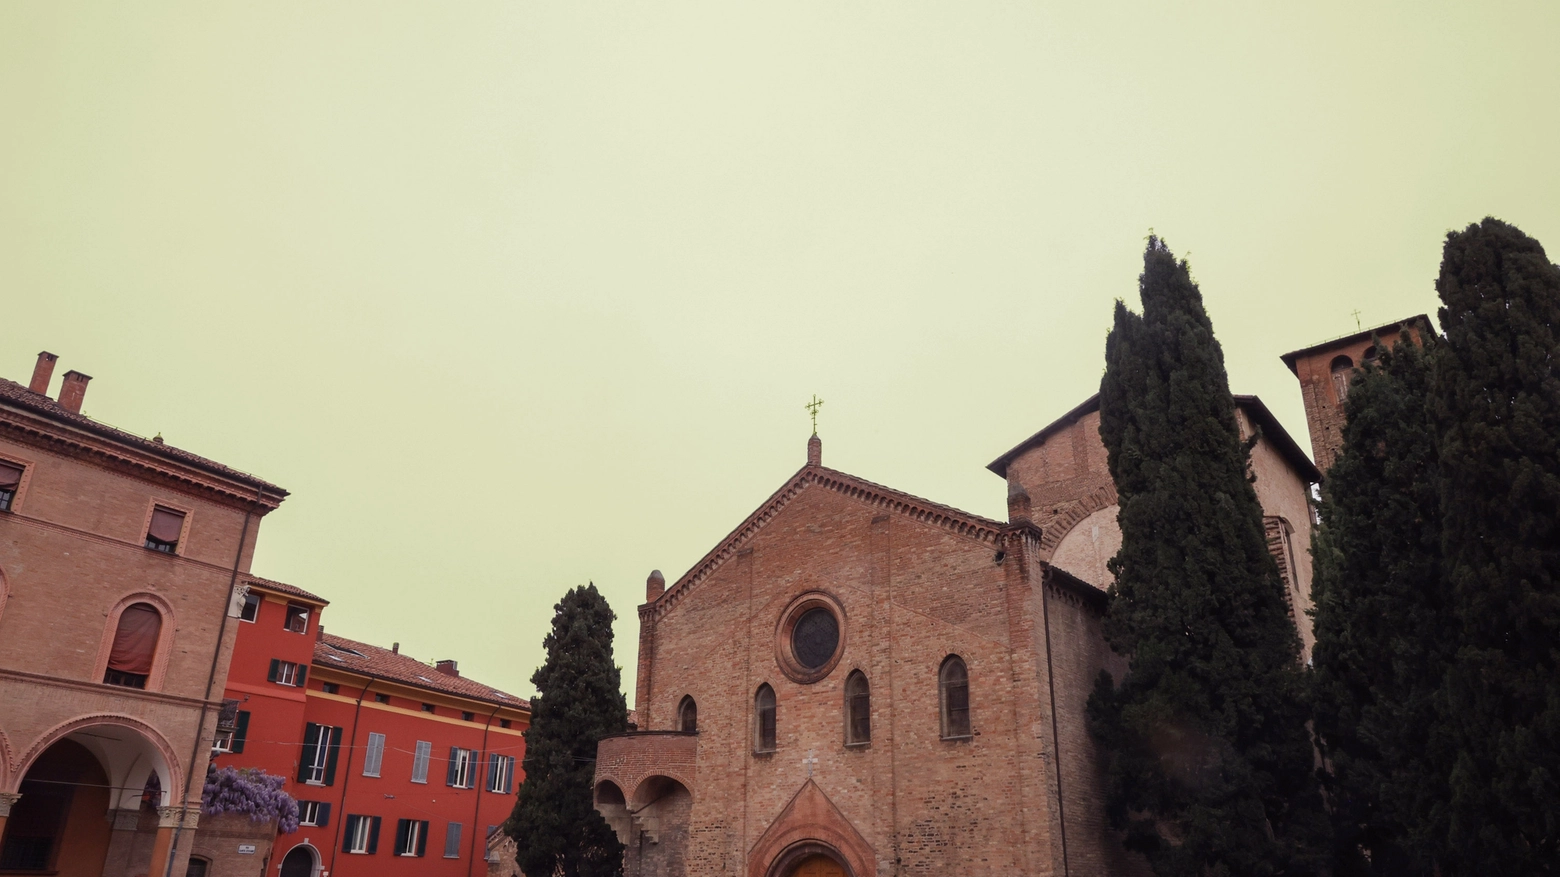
[1431,218,1560,872]
[1308,329,1448,876]
[508,583,628,877]
[1088,237,1329,877]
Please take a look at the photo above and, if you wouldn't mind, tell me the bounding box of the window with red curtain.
[0,461,22,512]
[145,507,185,553]
[104,603,162,688]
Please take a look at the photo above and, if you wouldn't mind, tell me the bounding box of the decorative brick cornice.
[0,410,281,511]
[643,466,1006,623]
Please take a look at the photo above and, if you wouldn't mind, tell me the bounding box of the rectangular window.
[322,682,339,695]
[446,747,477,789]
[363,732,386,778]
[284,603,310,633]
[486,754,515,794]
[486,826,500,862]
[374,693,390,704]
[422,703,435,714]
[239,592,261,623]
[444,822,463,858]
[462,711,474,722]
[411,741,432,784]
[145,506,185,553]
[343,814,380,854]
[298,801,331,827]
[395,819,428,857]
[0,461,22,512]
[499,719,511,730]
[299,723,340,786]
[267,660,307,687]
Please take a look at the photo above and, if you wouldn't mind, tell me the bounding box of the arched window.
[754,684,777,753]
[939,656,971,739]
[845,671,870,745]
[677,696,698,733]
[104,603,162,689]
[1330,355,1355,403]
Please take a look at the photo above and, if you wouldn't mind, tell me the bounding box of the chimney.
[807,434,822,467]
[316,625,324,642]
[435,659,459,677]
[646,570,666,602]
[28,352,57,395]
[58,371,91,414]
[391,642,400,654]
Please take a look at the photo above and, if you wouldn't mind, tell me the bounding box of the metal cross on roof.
[802,749,819,777]
[1352,309,1362,330]
[805,395,824,436]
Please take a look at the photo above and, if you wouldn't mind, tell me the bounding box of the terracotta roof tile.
[314,632,529,711]
[243,576,329,605]
[0,377,286,496]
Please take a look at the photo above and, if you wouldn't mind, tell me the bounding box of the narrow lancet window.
[845,671,870,745]
[939,656,971,739]
[754,684,777,752]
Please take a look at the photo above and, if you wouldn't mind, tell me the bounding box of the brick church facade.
[595,320,1416,877]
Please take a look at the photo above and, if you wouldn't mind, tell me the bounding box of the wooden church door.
[790,854,847,877]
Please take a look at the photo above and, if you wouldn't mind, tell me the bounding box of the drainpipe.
[467,705,503,876]
[1040,568,1071,877]
[327,677,373,876]
[165,488,260,877]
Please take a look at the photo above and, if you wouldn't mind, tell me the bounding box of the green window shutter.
[267,659,280,683]
[323,726,341,786]
[316,802,331,828]
[444,823,462,858]
[231,711,250,754]
[395,819,410,855]
[366,816,380,854]
[296,665,307,687]
[298,723,321,783]
[416,820,428,857]
[446,747,460,786]
[342,815,357,853]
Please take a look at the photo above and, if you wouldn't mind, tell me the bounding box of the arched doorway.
[0,739,113,874]
[789,854,846,877]
[279,843,318,877]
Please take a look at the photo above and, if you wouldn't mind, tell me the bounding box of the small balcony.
[593,731,697,844]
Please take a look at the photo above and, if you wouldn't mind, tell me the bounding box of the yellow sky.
[3,2,1556,700]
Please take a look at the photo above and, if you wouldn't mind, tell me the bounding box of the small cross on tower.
[1351,309,1362,330]
[801,749,819,777]
[805,395,824,436]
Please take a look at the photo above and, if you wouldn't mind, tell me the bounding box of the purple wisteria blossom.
[201,765,300,834]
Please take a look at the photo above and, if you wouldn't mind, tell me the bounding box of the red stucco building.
[206,576,529,877]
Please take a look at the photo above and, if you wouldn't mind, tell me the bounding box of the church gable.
[645,463,1006,624]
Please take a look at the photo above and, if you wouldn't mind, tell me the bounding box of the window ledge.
[844,741,871,750]
[753,749,776,756]
[940,734,975,742]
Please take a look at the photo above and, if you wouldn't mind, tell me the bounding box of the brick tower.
[1280,315,1431,473]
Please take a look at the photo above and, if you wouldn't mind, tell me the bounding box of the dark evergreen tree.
[1308,329,1448,876]
[1431,218,1560,873]
[1088,237,1329,877]
[508,583,628,877]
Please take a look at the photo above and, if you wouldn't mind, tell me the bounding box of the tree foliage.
[1088,237,1329,876]
[1308,330,1447,875]
[201,764,300,833]
[508,583,628,877]
[1430,218,1560,872]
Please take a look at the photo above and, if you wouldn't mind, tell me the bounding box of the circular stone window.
[775,593,846,684]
